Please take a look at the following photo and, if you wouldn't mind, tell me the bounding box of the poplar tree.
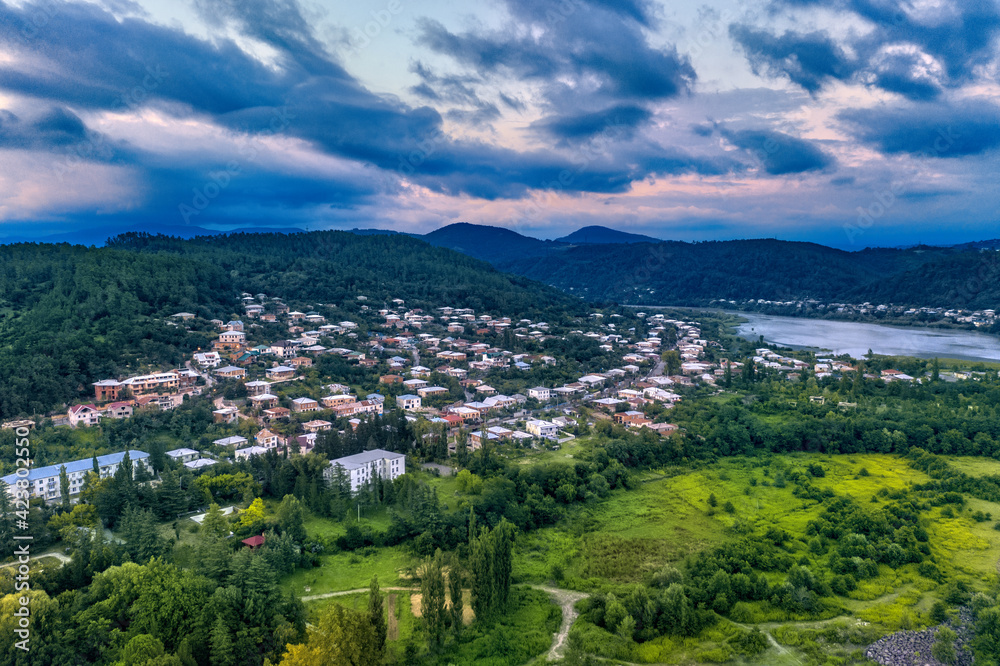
[368,575,386,657]
[421,552,447,649]
[449,567,464,638]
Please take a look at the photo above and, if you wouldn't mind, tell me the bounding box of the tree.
[116,634,165,665]
[278,603,378,666]
[661,350,681,376]
[368,575,386,658]
[707,493,718,508]
[932,357,941,382]
[119,506,165,562]
[449,567,464,638]
[274,495,307,543]
[421,552,447,649]
[210,617,236,666]
[59,464,70,508]
[931,626,957,665]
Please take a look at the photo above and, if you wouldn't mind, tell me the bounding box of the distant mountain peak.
[556,225,661,244]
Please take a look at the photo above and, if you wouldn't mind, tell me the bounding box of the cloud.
[738,0,1000,99]
[729,25,857,94]
[839,100,1000,158]
[531,105,652,141]
[722,128,836,174]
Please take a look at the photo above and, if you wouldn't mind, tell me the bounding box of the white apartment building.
[1,450,150,503]
[323,449,406,493]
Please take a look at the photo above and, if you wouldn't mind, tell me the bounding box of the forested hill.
[0,232,578,419]
[106,230,580,317]
[0,244,237,417]
[488,237,996,309]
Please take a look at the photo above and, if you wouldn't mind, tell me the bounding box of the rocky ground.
[866,607,975,666]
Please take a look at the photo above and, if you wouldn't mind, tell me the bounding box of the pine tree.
[368,575,387,657]
[210,617,236,666]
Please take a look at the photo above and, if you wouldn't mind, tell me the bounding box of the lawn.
[281,546,419,595]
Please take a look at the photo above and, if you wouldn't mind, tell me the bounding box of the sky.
[1,0,999,248]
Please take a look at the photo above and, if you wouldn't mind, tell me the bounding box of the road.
[0,550,71,569]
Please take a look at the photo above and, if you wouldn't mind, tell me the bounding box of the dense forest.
[420,223,1000,309]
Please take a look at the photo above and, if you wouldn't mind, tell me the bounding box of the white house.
[528,387,550,401]
[213,436,248,447]
[323,449,406,493]
[166,448,199,464]
[396,394,421,411]
[68,404,101,428]
[526,420,558,439]
[194,352,222,367]
[235,446,269,461]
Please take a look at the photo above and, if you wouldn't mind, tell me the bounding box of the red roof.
[242,534,266,548]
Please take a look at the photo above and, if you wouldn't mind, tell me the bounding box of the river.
[732,312,1000,362]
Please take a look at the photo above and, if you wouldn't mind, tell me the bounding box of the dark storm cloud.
[839,100,1000,157]
[737,0,1000,99]
[531,105,653,141]
[722,129,836,175]
[729,25,858,95]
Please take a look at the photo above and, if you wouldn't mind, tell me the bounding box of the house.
[323,449,406,493]
[265,365,296,380]
[225,320,244,331]
[528,387,550,401]
[303,420,333,433]
[403,378,428,390]
[614,411,649,427]
[322,394,357,408]
[255,429,281,449]
[291,397,320,413]
[215,366,247,380]
[214,330,246,351]
[193,352,222,367]
[184,458,218,470]
[396,395,421,411]
[235,446,269,461]
[248,393,279,409]
[2,450,150,503]
[245,380,272,396]
[213,407,239,424]
[103,402,134,419]
[213,436,248,447]
[122,372,182,394]
[288,356,313,368]
[417,386,448,398]
[68,404,101,428]
[270,340,298,358]
[526,420,558,438]
[380,374,404,385]
[166,448,199,464]
[263,407,291,421]
[93,379,124,401]
[171,312,195,320]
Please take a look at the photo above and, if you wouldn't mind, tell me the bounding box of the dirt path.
[530,585,590,662]
[299,583,590,661]
[387,593,398,641]
[0,551,71,569]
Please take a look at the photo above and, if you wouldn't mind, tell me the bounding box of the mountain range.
[4,221,997,309]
